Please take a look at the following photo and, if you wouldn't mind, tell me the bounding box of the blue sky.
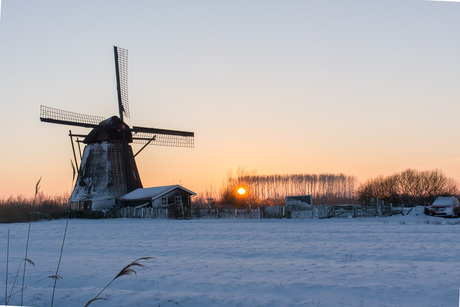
[1,0,460,197]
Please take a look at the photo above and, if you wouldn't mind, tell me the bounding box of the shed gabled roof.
[119,185,196,201]
[286,195,313,205]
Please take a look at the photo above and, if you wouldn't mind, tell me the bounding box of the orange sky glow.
[1,0,460,199]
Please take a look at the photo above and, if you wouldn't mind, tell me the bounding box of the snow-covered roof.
[432,196,459,206]
[119,185,196,201]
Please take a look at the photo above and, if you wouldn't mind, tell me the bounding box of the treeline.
[220,170,358,208]
[358,169,459,206]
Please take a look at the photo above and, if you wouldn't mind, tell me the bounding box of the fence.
[117,207,169,219]
[117,207,264,219]
[302,202,393,219]
[192,208,263,219]
[193,203,392,219]
[114,202,393,219]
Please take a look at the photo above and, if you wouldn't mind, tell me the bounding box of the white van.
[429,196,460,217]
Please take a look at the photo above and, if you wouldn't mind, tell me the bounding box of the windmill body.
[40,47,194,210]
[69,117,142,210]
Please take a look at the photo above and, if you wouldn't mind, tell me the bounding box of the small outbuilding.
[117,185,196,209]
[285,195,313,218]
[285,195,313,210]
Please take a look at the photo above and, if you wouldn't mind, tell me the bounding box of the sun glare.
[237,188,246,195]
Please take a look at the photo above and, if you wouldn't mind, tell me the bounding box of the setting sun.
[237,187,246,195]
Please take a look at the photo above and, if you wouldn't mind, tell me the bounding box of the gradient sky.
[1,0,460,198]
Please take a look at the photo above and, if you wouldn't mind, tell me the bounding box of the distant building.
[285,195,313,218]
[117,185,196,209]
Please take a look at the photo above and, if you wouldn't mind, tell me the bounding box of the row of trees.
[219,169,358,208]
[358,169,459,206]
[197,168,459,209]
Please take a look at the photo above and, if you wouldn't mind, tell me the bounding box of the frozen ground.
[0,207,459,307]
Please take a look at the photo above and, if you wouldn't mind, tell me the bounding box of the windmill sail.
[114,46,130,120]
[132,126,194,148]
[40,105,104,128]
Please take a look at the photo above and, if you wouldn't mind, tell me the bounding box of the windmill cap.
[84,116,133,144]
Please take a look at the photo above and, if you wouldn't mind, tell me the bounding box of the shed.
[70,195,116,211]
[285,195,313,211]
[118,185,196,208]
[285,195,313,218]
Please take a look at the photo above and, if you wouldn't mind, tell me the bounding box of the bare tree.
[220,171,358,207]
[358,169,459,206]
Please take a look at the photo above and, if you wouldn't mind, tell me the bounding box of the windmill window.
[175,196,182,205]
[161,197,168,205]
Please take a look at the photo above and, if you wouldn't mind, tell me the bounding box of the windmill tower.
[40,46,194,210]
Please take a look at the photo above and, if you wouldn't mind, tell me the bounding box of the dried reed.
[50,217,69,307]
[84,257,153,307]
[7,258,35,303]
[5,229,9,305]
[21,223,32,305]
[0,275,57,305]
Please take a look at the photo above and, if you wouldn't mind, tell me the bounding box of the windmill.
[40,46,194,210]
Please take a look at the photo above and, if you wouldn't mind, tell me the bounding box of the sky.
[1,0,460,198]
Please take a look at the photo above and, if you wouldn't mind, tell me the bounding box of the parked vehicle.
[429,196,460,217]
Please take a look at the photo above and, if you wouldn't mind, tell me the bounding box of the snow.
[120,185,196,201]
[432,196,459,207]
[1,207,459,307]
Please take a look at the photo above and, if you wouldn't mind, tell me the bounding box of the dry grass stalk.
[21,223,32,305]
[50,217,69,307]
[33,177,41,206]
[84,257,153,307]
[5,229,9,305]
[0,275,57,305]
[4,225,36,305]
[8,258,35,303]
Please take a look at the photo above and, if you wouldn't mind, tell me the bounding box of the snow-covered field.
[1,207,459,307]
